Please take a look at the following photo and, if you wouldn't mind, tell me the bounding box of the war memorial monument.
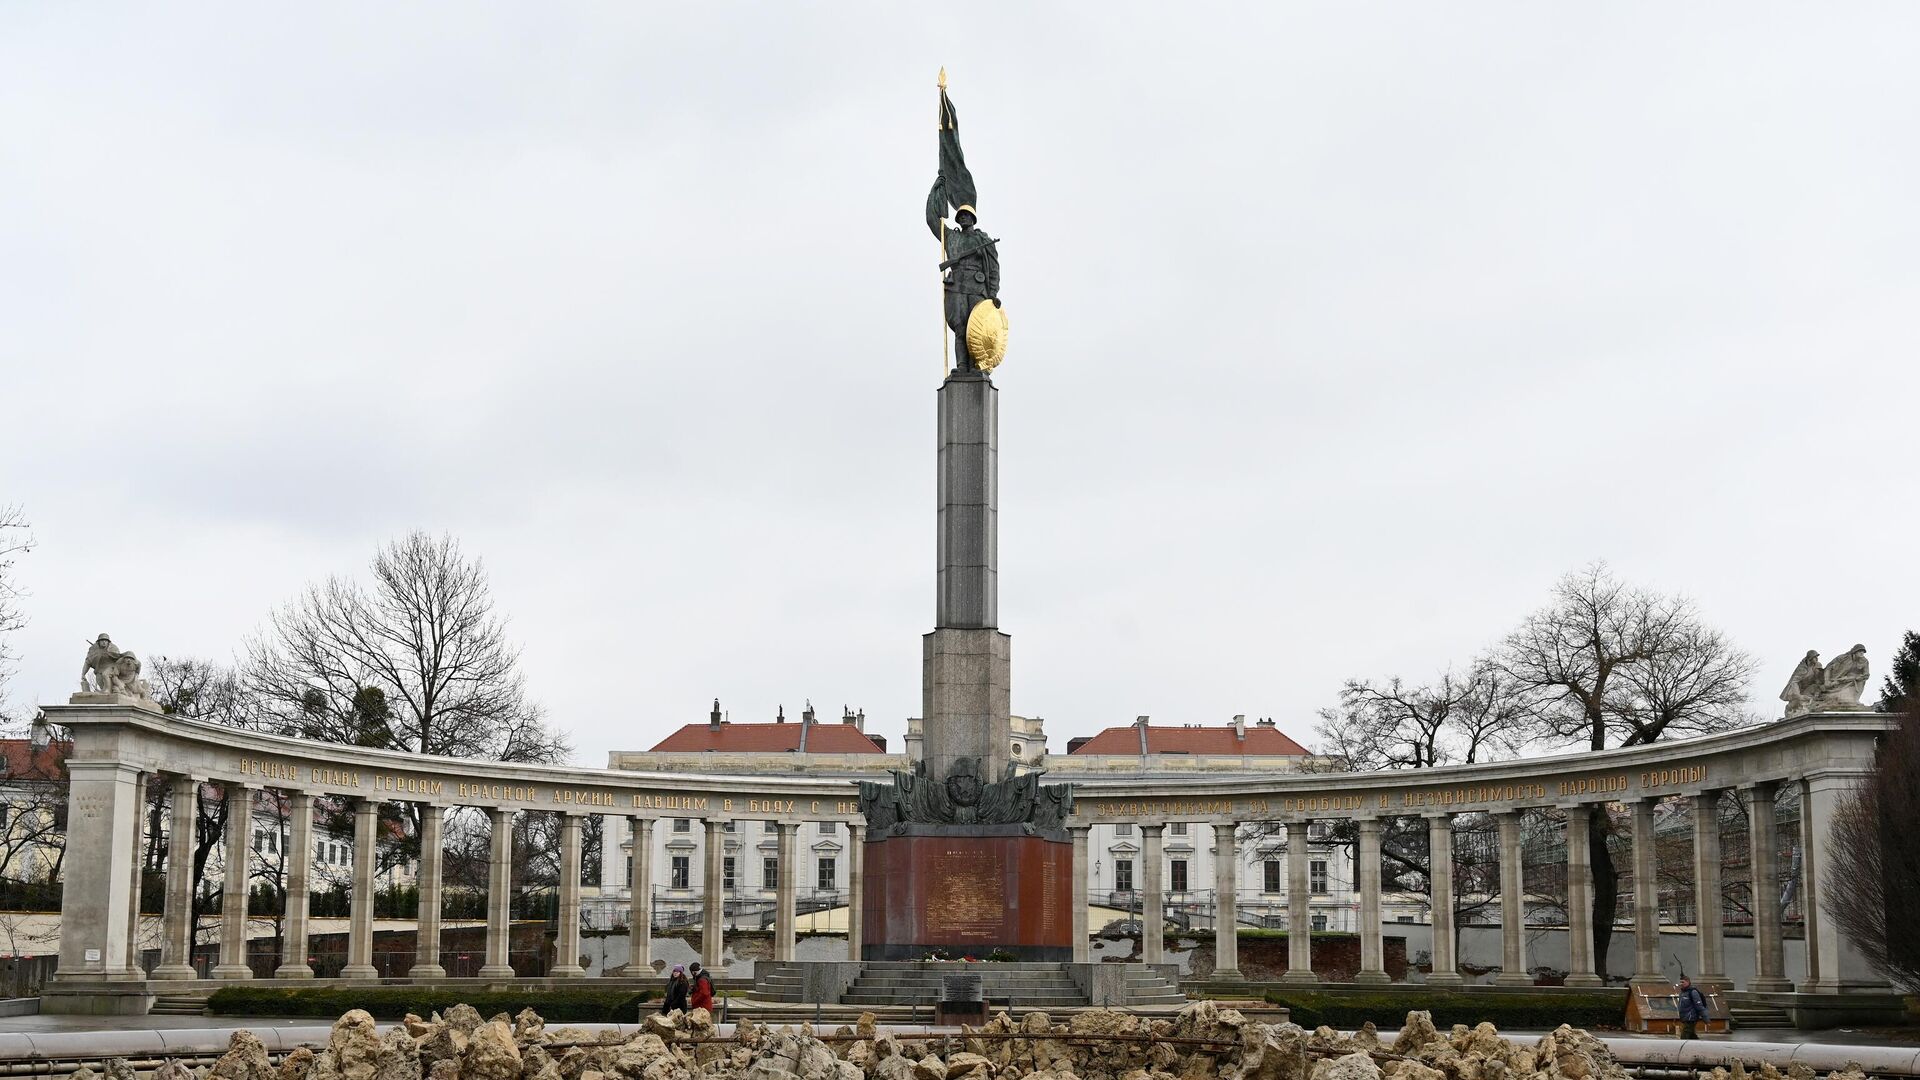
[28,76,1912,1032]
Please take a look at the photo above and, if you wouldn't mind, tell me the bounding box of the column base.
[210,965,254,980]
[477,964,516,978]
[1563,973,1604,987]
[272,964,316,979]
[1692,973,1731,993]
[1212,968,1244,981]
[550,965,586,978]
[149,965,196,981]
[338,965,379,980]
[1424,972,1465,988]
[1353,970,1391,985]
[1279,970,1319,986]
[408,964,448,980]
[1492,973,1534,987]
[1748,977,1794,992]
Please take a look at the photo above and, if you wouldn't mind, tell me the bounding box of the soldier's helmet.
[954,204,977,224]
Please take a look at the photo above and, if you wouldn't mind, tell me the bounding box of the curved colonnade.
[45,703,1897,1009]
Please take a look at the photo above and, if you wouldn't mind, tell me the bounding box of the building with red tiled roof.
[649,714,887,755]
[1064,716,1309,758]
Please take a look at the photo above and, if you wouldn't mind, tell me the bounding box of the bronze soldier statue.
[927,72,1004,374]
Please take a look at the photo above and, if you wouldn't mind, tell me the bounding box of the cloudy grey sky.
[4,4,1917,765]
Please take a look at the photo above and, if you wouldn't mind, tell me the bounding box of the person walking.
[1676,976,1709,1039]
[661,964,690,1014]
[689,960,715,1012]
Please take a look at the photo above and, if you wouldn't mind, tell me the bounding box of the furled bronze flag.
[925,82,978,235]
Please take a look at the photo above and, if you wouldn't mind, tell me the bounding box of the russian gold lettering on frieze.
[370,774,445,796]
[1400,783,1547,809]
[309,767,362,789]
[627,794,714,812]
[552,789,615,807]
[234,757,300,781]
[1557,775,1630,797]
[1638,765,1708,788]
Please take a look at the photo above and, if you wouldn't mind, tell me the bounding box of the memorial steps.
[754,961,1186,1008]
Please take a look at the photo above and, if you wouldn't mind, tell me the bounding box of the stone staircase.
[1730,1003,1793,1029]
[149,992,210,1016]
[842,963,1087,1008]
[754,962,810,1003]
[1117,967,1187,1007]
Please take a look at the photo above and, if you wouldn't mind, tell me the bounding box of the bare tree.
[1314,659,1524,771]
[243,532,568,765]
[0,507,32,717]
[1497,562,1757,980]
[1826,708,1920,991]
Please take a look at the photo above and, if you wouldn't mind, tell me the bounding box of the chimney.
[802,700,816,725]
[776,705,785,724]
[1233,714,1246,741]
[1136,715,1150,756]
[709,699,723,731]
[1256,717,1276,729]
[799,700,813,752]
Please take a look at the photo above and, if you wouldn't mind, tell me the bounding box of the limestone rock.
[1354,1024,1381,1052]
[156,1062,196,1080]
[418,1024,467,1071]
[516,1007,547,1042]
[275,1049,315,1080]
[875,1058,917,1080]
[916,1057,951,1080]
[462,1020,525,1080]
[404,1014,431,1039]
[105,1060,138,1080]
[69,1069,98,1080]
[446,1003,485,1035]
[1532,1025,1626,1080]
[210,1031,274,1080]
[1237,1022,1309,1080]
[327,1009,383,1080]
[1312,1053,1382,1080]
[1382,1062,1445,1080]
[1393,1013,1443,1055]
[427,1063,461,1080]
[946,1053,994,1079]
[643,1012,681,1039]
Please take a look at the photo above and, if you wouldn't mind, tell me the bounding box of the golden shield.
[966,299,1009,374]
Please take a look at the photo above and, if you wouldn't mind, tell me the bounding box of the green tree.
[1876,631,1920,712]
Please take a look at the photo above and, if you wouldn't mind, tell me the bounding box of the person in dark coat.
[1676,975,1710,1039]
[661,964,690,1014]
[689,960,715,1012]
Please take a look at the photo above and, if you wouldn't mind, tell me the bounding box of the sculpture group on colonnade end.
[1781,645,1871,717]
[75,632,158,710]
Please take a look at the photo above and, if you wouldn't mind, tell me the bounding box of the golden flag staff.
[938,66,950,379]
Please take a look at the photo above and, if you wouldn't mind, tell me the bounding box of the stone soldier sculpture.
[926,71,1006,374]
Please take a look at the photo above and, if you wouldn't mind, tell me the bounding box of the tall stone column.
[702,818,726,972]
[53,761,143,981]
[275,791,316,978]
[1425,814,1463,987]
[1141,825,1165,964]
[846,824,865,961]
[1630,798,1662,985]
[1281,821,1316,984]
[1355,817,1388,984]
[1562,805,1602,987]
[408,802,446,979]
[1799,772,1889,992]
[1691,792,1728,990]
[629,817,654,975]
[552,813,586,977]
[152,775,199,980]
[1071,826,1090,963]
[124,771,148,973]
[1213,822,1241,979]
[341,798,380,979]
[479,807,516,978]
[1493,811,1532,986]
[1746,783,1791,991]
[212,785,255,980]
[774,822,799,962]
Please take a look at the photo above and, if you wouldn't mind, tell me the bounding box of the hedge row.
[207,986,655,1021]
[1262,991,1624,1031]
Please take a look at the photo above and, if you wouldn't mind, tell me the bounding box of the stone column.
[1493,811,1532,986]
[1799,772,1889,992]
[152,775,198,980]
[1355,817,1388,984]
[1629,798,1662,985]
[1281,821,1315,984]
[847,823,865,962]
[1141,825,1165,965]
[340,798,380,979]
[552,812,586,977]
[1071,826,1090,964]
[1691,792,1728,990]
[774,822,799,962]
[54,761,143,980]
[1797,777,1823,993]
[212,785,255,980]
[1425,814,1463,987]
[1562,805,1602,987]
[1746,783,1791,991]
[702,818,726,972]
[124,772,148,973]
[479,807,516,978]
[409,802,446,979]
[275,791,316,978]
[1213,822,1241,979]
[628,817,654,975]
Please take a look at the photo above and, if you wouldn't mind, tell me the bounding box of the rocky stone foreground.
[71,1002,1875,1080]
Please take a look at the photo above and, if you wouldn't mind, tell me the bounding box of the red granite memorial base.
[862,827,1073,961]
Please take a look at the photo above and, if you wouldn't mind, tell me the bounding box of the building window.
[1311,914,1327,931]
[1170,859,1187,893]
[625,856,633,888]
[1264,860,1282,893]
[764,857,779,890]
[819,821,837,835]
[1115,823,1134,836]
[670,856,690,889]
[723,857,736,891]
[1310,860,1329,894]
[1169,822,1187,836]
[724,820,736,833]
[1396,915,1415,924]
[818,858,836,891]
[1115,859,1134,892]
[673,819,691,833]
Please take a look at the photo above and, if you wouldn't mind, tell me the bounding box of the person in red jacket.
[689,960,715,1012]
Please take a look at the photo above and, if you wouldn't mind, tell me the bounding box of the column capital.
[1139,823,1164,837]
[1744,779,1781,796]
[1068,824,1091,838]
[1422,811,1456,823]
